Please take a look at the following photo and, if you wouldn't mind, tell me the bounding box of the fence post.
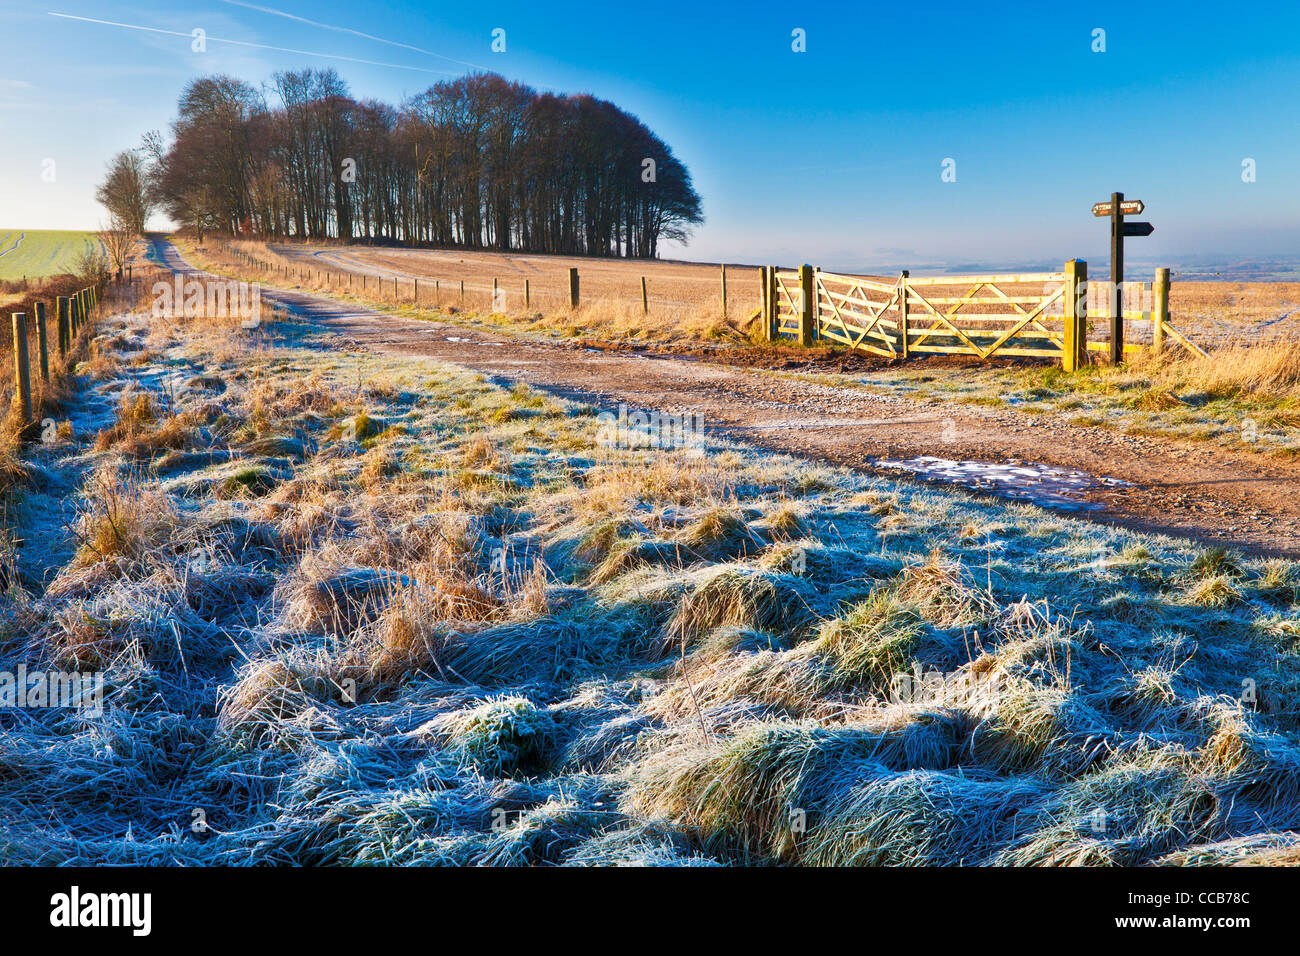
[569,267,579,309]
[525,279,530,309]
[34,301,49,382]
[57,296,69,355]
[1063,258,1087,372]
[1152,267,1169,354]
[493,277,498,310]
[641,276,648,316]
[898,270,910,359]
[759,267,769,339]
[12,313,32,425]
[460,280,465,305]
[414,278,419,304]
[720,264,727,319]
[798,264,815,347]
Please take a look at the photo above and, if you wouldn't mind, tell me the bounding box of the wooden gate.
[762,260,1203,366]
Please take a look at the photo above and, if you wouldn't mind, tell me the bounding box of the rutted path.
[154,237,1300,557]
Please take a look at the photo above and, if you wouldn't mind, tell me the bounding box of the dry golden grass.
[69,467,177,571]
[94,389,195,455]
[190,236,765,343]
[1125,342,1300,402]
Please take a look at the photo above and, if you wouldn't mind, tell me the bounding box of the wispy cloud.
[217,0,490,71]
[47,12,464,76]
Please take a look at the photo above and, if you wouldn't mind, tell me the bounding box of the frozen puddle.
[874,456,1128,510]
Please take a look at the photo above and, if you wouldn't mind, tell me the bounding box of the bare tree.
[100,216,134,277]
[96,150,153,236]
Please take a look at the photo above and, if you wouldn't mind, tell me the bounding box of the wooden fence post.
[493,277,499,310]
[57,296,69,355]
[34,301,49,382]
[1152,267,1169,354]
[525,279,530,309]
[759,267,770,340]
[414,278,419,304]
[12,313,32,425]
[720,264,727,319]
[460,280,465,305]
[641,276,648,316]
[1063,258,1087,372]
[898,270,910,359]
[798,264,815,347]
[569,267,579,309]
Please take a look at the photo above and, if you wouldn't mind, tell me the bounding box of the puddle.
[874,455,1129,510]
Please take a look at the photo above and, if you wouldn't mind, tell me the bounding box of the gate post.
[1152,267,1170,354]
[759,267,770,340]
[898,270,910,359]
[1063,259,1087,372]
[798,264,815,347]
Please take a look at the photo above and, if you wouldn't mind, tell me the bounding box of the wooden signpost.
[1093,191,1154,364]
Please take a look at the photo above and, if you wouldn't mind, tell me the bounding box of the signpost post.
[1092,193,1153,365]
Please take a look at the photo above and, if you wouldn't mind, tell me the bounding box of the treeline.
[145,69,703,258]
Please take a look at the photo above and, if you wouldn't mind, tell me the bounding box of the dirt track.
[155,238,1300,557]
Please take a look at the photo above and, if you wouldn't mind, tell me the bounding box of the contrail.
[218,0,490,71]
[47,12,462,75]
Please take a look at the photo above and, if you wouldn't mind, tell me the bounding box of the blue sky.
[3,0,1299,271]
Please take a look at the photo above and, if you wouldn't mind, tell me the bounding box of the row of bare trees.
[134,69,703,258]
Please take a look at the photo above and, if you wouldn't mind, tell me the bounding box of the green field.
[0,228,103,281]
